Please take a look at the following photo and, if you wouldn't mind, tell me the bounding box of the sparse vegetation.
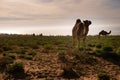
[2,45,12,51]
[0,56,14,72]
[44,44,53,50]
[116,47,120,55]
[6,62,24,74]
[16,49,26,54]
[96,44,102,48]
[28,50,36,56]
[24,56,33,60]
[8,54,16,60]
[98,73,110,80]
[0,35,119,79]
[102,46,113,52]
[6,62,25,79]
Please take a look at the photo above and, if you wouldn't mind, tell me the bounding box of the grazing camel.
[72,19,92,49]
[99,30,111,37]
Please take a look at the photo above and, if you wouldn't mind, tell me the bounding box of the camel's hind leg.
[72,37,75,47]
[83,37,86,49]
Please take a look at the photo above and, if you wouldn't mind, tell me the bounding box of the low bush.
[2,46,12,51]
[57,47,66,50]
[16,49,26,54]
[28,50,36,56]
[116,47,120,55]
[0,48,3,52]
[96,44,102,49]
[102,46,113,52]
[6,62,25,79]
[44,44,53,50]
[29,43,39,49]
[0,56,14,72]
[8,55,16,60]
[19,55,33,60]
[74,52,97,65]
[19,54,25,59]
[24,56,33,60]
[88,44,95,47]
[98,73,110,80]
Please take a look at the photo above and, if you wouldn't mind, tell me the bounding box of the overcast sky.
[0,0,120,35]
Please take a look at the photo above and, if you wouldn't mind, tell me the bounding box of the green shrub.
[0,56,14,72]
[74,52,97,65]
[28,50,36,56]
[92,49,102,56]
[85,47,92,51]
[2,53,7,56]
[16,49,26,54]
[98,73,110,80]
[57,51,66,62]
[8,55,16,60]
[44,44,53,50]
[24,56,33,60]
[6,62,25,78]
[58,51,66,56]
[116,47,120,55]
[57,47,66,50]
[88,44,95,47]
[19,55,33,60]
[29,44,39,49]
[103,46,113,52]
[2,46,12,51]
[0,48,3,52]
[7,62,24,74]
[19,54,25,59]
[75,54,80,59]
[96,44,102,49]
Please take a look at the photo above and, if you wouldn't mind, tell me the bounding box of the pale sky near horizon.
[0,0,120,35]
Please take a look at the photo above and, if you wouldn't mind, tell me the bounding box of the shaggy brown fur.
[99,30,111,37]
[72,19,92,49]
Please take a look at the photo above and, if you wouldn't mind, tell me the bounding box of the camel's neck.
[86,26,89,31]
[84,26,89,35]
[107,31,111,34]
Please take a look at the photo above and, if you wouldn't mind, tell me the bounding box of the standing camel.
[99,30,111,37]
[72,19,92,49]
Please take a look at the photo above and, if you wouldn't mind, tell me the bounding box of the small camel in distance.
[99,30,111,38]
[72,19,92,49]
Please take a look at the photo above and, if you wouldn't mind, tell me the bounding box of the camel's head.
[76,19,81,23]
[109,30,111,34]
[83,20,92,27]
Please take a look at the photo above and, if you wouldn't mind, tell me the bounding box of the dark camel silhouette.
[99,30,111,37]
[72,19,92,49]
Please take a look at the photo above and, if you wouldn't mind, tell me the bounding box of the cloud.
[0,0,120,27]
[34,0,54,3]
[0,17,33,21]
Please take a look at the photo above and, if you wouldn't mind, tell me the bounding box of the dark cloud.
[0,17,33,21]
[104,0,120,9]
[0,0,120,35]
[34,0,54,3]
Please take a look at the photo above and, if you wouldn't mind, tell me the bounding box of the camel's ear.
[83,20,86,23]
[89,21,92,25]
[76,19,81,23]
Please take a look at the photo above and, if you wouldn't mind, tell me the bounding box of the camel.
[72,19,92,49]
[99,30,111,37]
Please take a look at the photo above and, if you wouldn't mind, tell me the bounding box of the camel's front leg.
[72,36,77,48]
[77,37,80,49]
[72,37,75,47]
